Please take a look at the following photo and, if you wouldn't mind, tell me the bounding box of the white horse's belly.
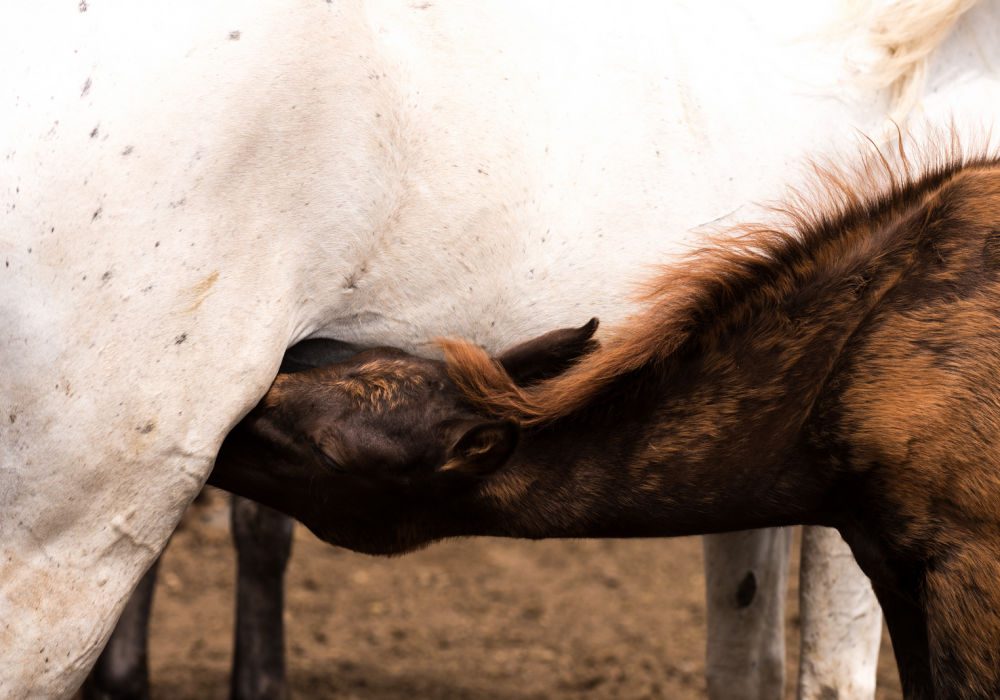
[312,0,881,353]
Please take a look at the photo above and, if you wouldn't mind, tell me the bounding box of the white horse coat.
[2,1,998,697]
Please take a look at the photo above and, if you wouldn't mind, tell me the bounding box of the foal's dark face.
[209,320,598,554]
[211,349,514,552]
[263,350,493,480]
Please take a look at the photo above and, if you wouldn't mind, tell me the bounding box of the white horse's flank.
[1,1,996,697]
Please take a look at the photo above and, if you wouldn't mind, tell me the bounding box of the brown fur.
[268,356,426,413]
[332,360,426,411]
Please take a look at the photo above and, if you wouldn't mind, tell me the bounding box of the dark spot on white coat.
[735,571,757,608]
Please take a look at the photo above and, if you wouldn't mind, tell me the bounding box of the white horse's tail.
[830,0,983,124]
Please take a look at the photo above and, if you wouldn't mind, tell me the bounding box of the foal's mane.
[441,134,1000,427]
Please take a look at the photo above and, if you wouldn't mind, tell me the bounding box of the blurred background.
[144,488,902,700]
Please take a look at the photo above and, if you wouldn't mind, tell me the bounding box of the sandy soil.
[140,490,903,700]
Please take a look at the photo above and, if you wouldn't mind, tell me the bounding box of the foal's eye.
[309,441,347,474]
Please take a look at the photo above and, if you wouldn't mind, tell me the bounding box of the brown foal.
[211,144,1000,699]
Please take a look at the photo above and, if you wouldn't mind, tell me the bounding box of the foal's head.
[210,320,598,553]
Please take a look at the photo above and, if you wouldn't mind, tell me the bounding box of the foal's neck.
[484,194,938,540]
[488,322,856,539]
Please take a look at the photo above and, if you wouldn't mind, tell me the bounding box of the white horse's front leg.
[703,528,793,700]
[796,526,881,700]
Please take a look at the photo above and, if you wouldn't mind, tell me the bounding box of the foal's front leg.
[703,528,793,700]
[230,496,295,700]
[870,583,932,700]
[921,550,1000,700]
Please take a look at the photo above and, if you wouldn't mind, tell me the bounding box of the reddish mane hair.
[441,134,1000,427]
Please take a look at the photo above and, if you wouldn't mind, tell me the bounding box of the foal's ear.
[495,318,599,386]
[442,418,520,476]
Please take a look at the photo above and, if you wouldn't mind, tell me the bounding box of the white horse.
[2,1,996,698]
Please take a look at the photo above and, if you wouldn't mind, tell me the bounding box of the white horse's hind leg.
[231,496,295,700]
[703,527,794,700]
[796,526,881,700]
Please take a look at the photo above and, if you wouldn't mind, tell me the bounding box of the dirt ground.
[141,489,903,700]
